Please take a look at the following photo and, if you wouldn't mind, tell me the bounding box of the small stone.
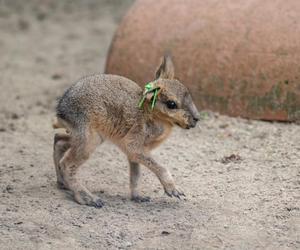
[221,154,242,164]
[18,19,30,30]
[36,12,47,21]
[51,73,63,80]
[5,185,14,193]
[11,113,19,119]
[219,123,229,129]
[124,241,132,247]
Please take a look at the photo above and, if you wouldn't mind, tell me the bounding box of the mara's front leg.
[128,160,150,202]
[129,152,185,199]
[121,124,184,199]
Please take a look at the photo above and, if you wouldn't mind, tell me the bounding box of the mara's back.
[56,74,143,132]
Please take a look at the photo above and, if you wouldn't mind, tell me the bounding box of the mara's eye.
[166,100,177,109]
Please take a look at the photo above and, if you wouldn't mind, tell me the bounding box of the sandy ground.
[0,1,299,249]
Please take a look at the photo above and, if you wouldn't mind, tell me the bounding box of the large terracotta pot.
[105,0,300,121]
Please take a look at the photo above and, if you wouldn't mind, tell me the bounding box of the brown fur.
[53,55,200,207]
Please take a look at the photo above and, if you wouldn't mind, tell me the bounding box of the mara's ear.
[155,54,175,80]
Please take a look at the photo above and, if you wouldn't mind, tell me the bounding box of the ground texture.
[0,1,299,249]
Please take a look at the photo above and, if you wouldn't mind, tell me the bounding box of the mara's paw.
[89,198,104,208]
[75,191,104,208]
[164,187,185,199]
[131,195,151,203]
[57,181,68,190]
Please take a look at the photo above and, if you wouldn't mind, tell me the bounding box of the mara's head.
[142,54,200,129]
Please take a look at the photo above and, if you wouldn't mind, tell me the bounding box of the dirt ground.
[0,1,299,249]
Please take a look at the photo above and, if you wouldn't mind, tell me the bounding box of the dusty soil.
[0,1,299,249]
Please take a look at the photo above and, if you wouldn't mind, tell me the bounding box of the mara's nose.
[193,117,199,122]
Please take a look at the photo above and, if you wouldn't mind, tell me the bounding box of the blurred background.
[0,0,133,123]
[105,0,300,122]
[0,1,299,250]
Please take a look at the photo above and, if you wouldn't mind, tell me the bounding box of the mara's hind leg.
[129,160,150,202]
[59,128,103,207]
[53,133,71,189]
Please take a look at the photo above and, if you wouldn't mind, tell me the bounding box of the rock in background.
[106,0,300,122]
